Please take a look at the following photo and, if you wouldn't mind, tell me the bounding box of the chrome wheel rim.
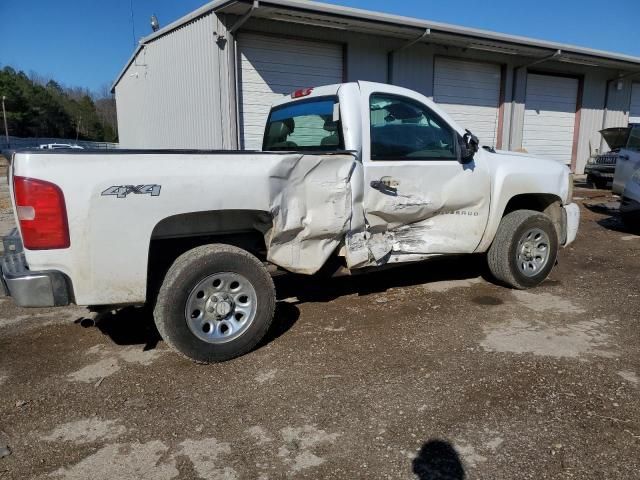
[516,228,551,277]
[185,272,257,344]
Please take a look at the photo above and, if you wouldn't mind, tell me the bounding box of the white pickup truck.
[2,81,579,362]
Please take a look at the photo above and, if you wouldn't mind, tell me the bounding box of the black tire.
[153,244,276,363]
[487,210,559,289]
[586,174,608,190]
[621,211,640,232]
[594,178,609,189]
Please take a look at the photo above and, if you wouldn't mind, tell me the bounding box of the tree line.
[0,66,118,142]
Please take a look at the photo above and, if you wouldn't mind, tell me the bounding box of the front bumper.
[0,230,70,307]
[586,169,615,180]
[563,203,580,247]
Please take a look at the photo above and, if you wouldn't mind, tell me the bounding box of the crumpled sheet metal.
[264,154,359,275]
[263,154,489,274]
[360,169,490,261]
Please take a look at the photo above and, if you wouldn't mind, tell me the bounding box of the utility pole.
[1,96,8,148]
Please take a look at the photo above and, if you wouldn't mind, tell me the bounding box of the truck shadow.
[82,301,300,352]
[274,254,489,305]
[583,201,639,235]
[596,216,639,234]
[80,255,486,352]
[77,307,161,351]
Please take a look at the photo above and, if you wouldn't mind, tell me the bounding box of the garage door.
[522,74,579,165]
[629,83,640,124]
[238,33,343,150]
[433,58,502,148]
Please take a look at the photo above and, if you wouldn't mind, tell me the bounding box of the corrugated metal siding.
[391,45,433,97]
[603,82,631,129]
[347,38,388,83]
[433,57,501,147]
[522,73,578,165]
[237,33,343,149]
[629,83,640,123]
[508,68,527,151]
[115,13,235,149]
[575,74,606,173]
[237,18,392,84]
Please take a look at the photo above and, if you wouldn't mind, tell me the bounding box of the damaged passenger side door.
[359,88,491,263]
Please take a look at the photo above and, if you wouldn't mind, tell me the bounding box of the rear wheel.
[154,244,276,363]
[487,210,559,289]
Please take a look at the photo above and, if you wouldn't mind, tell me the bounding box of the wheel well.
[503,193,563,241]
[146,210,270,301]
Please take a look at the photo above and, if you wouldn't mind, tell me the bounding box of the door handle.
[370,176,400,195]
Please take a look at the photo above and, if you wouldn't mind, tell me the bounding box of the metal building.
[112,0,640,173]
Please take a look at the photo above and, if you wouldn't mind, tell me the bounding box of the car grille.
[591,153,618,165]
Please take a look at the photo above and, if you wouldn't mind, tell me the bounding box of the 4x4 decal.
[101,185,161,199]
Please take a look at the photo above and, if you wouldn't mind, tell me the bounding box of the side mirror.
[460,129,479,164]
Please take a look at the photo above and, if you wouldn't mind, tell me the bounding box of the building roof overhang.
[112,0,640,92]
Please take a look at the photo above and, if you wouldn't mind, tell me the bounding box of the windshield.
[627,125,640,151]
[600,127,630,151]
[263,97,343,151]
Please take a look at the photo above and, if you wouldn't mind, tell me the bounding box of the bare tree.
[94,83,118,140]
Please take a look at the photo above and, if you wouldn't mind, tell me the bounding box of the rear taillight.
[13,176,70,250]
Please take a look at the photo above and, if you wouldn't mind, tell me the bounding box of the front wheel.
[621,211,640,232]
[154,244,276,363]
[487,210,559,289]
[587,174,608,189]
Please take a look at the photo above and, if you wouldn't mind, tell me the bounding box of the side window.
[263,97,342,152]
[370,94,457,161]
[627,126,640,151]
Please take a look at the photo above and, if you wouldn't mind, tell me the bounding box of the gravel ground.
[0,183,638,479]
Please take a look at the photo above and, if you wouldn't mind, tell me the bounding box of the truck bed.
[10,149,360,305]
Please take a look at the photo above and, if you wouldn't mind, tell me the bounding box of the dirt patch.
[42,418,127,444]
[511,290,586,314]
[421,277,483,293]
[67,358,121,383]
[618,370,639,385]
[67,344,165,383]
[255,369,278,384]
[278,425,341,472]
[472,295,503,306]
[177,438,237,479]
[246,426,273,446]
[48,441,177,480]
[0,309,84,331]
[480,317,615,358]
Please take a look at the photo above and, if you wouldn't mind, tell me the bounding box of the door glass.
[627,126,640,151]
[370,94,457,161]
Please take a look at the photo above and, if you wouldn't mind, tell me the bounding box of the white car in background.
[613,148,640,229]
[38,143,84,150]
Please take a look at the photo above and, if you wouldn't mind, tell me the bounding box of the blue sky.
[1,0,639,93]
